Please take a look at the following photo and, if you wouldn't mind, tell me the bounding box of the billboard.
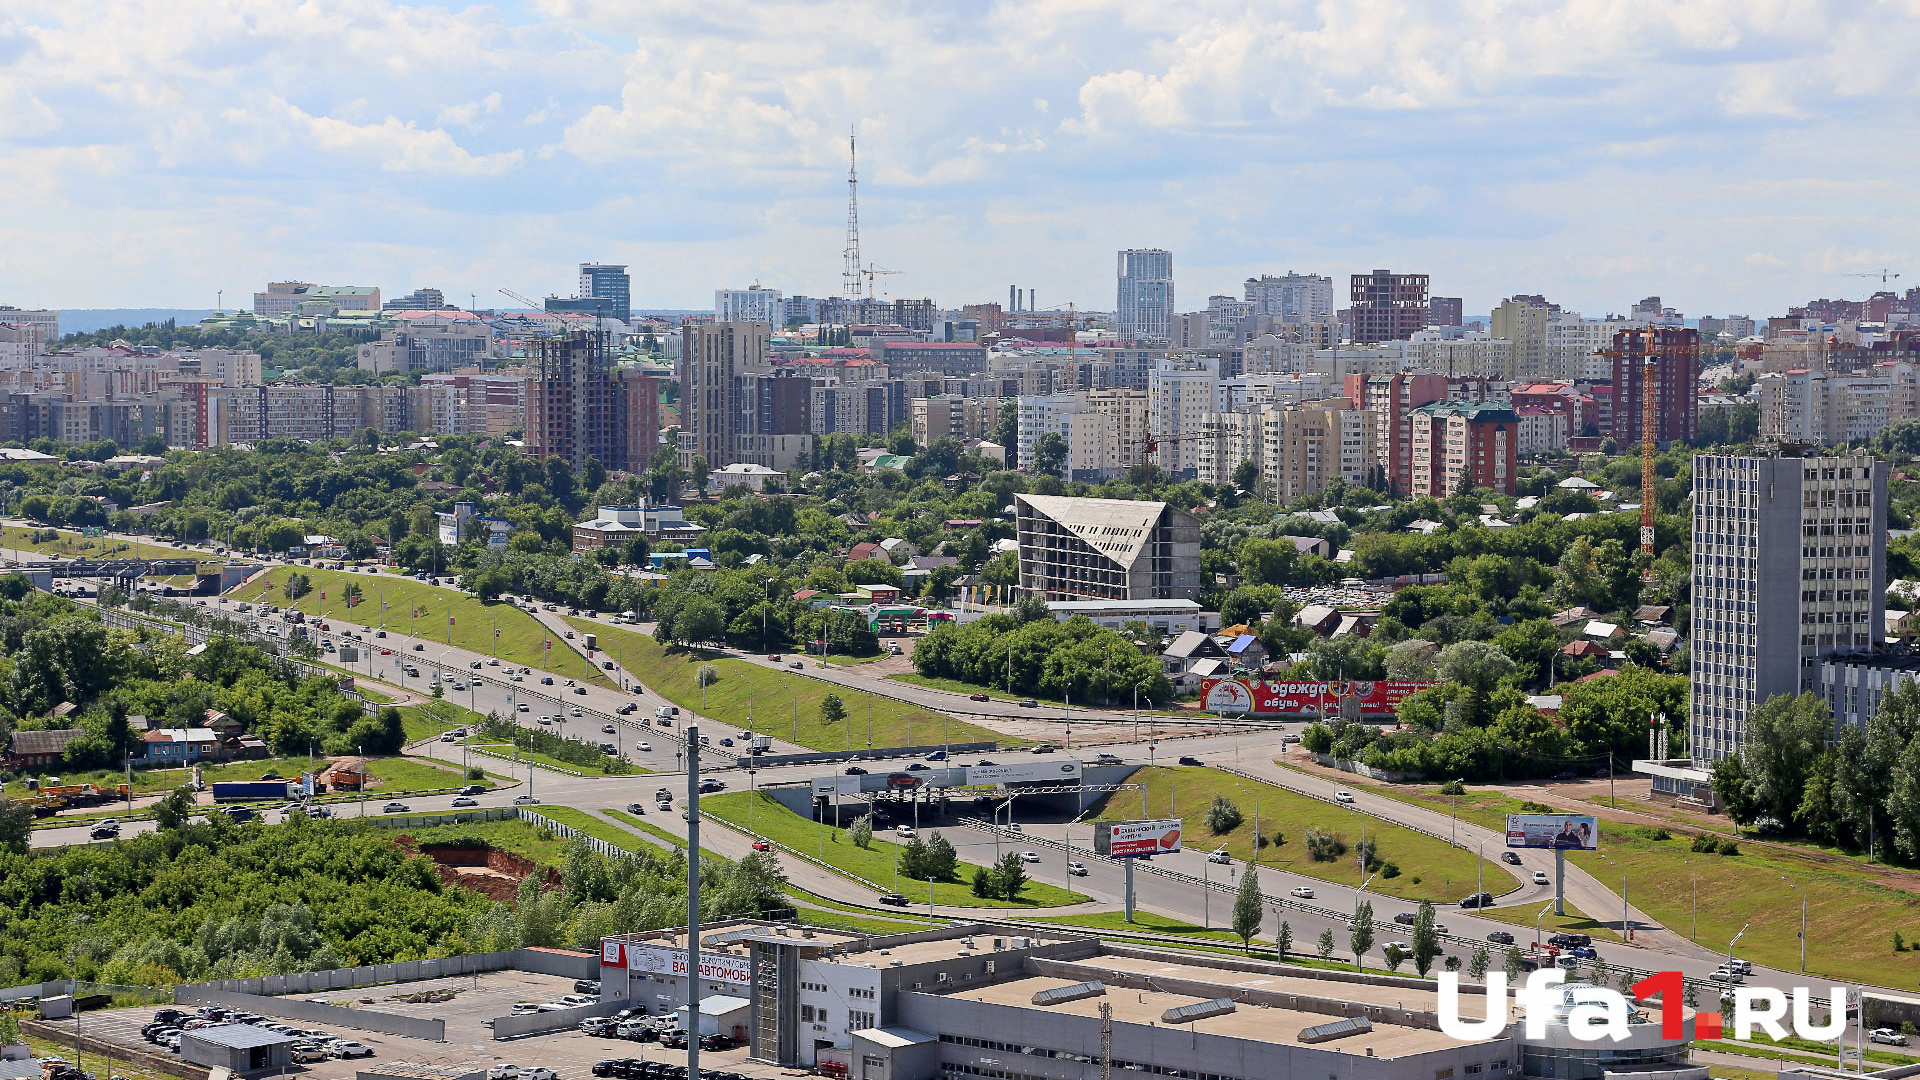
[1199,678,1438,717]
[1094,819,1184,859]
[1505,814,1599,850]
[602,941,752,988]
[965,761,1081,785]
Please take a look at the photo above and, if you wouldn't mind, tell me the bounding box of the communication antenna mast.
[842,126,863,299]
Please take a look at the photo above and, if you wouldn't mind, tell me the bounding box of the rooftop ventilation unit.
[1031,981,1106,1007]
[1298,1017,1373,1044]
[1162,999,1236,1025]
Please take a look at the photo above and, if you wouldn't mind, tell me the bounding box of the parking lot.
[50,971,782,1080]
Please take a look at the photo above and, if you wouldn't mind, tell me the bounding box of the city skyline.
[2,1,1917,316]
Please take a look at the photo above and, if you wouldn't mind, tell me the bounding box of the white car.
[514,795,539,805]
[1020,851,1041,863]
[896,826,916,838]
[488,1066,522,1080]
[518,703,530,712]
[450,797,478,808]
[1067,861,1088,876]
[1383,941,1410,953]
[636,742,652,753]
[570,708,583,717]
[524,1070,557,1080]
[1207,849,1232,864]
[1290,886,1315,899]
[1532,870,1550,885]
[1871,1028,1909,1046]
[1334,789,1355,803]
[539,716,554,725]
[559,994,596,1007]
[332,1042,374,1059]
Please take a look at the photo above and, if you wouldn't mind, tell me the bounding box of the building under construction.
[523,331,659,474]
[1608,327,1698,447]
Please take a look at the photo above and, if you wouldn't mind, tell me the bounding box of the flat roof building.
[1015,494,1201,603]
[180,1023,294,1078]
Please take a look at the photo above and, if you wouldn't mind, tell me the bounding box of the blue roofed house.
[1224,633,1269,669]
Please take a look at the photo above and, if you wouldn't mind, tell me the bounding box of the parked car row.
[143,1007,372,1059]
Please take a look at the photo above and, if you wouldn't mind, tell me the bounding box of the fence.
[172,985,446,1042]
[176,952,518,999]
[490,1002,601,1041]
[518,808,630,861]
[0,979,171,1005]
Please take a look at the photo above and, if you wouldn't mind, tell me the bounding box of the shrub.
[1305,827,1347,862]
[1204,795,1243,835]
[1437,779,1466,796]
[1635,826,1671,841]
[1381,862,1400,878]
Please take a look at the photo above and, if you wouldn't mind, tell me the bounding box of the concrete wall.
[172,987,446,1042]
[512,948,599,981]
[490,1003,600,1041]
[177,953,518,998]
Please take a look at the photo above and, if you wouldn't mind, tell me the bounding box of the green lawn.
[527,806,655,854]
[400,816,574,865]
[467,740,637,778]
[573,621,1019,752]
[230,566,612,687]
[1095,766,1505,906]
[601,807,723,861]
[1471,900,1624,943]
[1028,909,1257,946]
[17,764,186,794]
[797,907,935,935]
[702,790,1088,909]
[196,754,475,795]
[0,526,184,561]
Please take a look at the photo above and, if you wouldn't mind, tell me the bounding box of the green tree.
[993,851,1029,899]
[1411,899,1441,976]
[1317,928,1336,961]
[848,814,873,849]
[925,832,959,881]
[1349,899,1374,968]
[153,786,197,831]
[1276,920,1293,959]
[0,798,31,855]
[971,866,995,898]
[1204,794,1243,835]
[1741,692,1836,825]
[1384,943,1406,971]
[1503,946,1525,981]
[1467,944,1490,981]
[1031,433,1068,478]
[819,693,847,726]
[1231,866,1263,951]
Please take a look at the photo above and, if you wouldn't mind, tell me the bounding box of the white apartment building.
[1688,451,1885,764]
[0,326,36,369]
[1411,331,1516,380]
[1242,335,1315,374]
[1260,402,1373,503]
[1757,366,1911,446]
[715,285,785,324]
[1243,272,1334,317]
[1147,355,1217,478]
[1489,298,1549,379]
[1309,343,1411,381]
[1063,388,1149,481]
[1547,314,1632,382]
[1515,407,1570,456]
[0,306,58,346]
[1015,393,1087,476]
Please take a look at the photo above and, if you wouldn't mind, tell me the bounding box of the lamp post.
[1784,878,1806,972]
[1535,900,1553,951]
[1728,922,1750,972]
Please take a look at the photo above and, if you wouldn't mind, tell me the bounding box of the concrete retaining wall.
[177,953,518,998]
[511,948,599,981]
[490,1003,601,1041]
[172,987,445,1042]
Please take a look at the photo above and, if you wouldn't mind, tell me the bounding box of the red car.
[751,840,772,852]
[968,693,990,702]
[767,654,781,661]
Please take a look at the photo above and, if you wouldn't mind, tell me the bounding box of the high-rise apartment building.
[1259,401,1375,503]
[1016,494,1202,602]
[1243,273,1334,318]
[1348,270,1429,344]
[525,331,659,473]
[1408,401,1518,497]
[1608,327,1698,446]
[0,306,60,346]
[1345,373,1449,496]
[1147,356,1217,479]
[383,287,447,311]
[1429,297,1463,327]
[715,286,785,324]
[1490,297,1550,380]
[1757,367,1909,445]
[1116,249,1174,345]
[678,322,770,468]
[546,264,632,323]
[1699,315,1757,340]
[1689,450,1886,763]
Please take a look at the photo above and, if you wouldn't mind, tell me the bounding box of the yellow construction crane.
[860,264,903,300]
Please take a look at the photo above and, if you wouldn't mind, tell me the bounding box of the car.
[906,762,929,772]
[292,1048,330,1063]
[1032,744,1055,754]
[1334,789,1355,803]
[593,1062,621,1076]
[450,797,478,808]
[1178,756,1204,766]
[576,686,589,695]
[488,1067,522,1080]
[699,1034,733,1051]
[1394,911,1419,926]
[1501,851,1523,865]
[1487,931,1515,945]
[561,994,597,1006]
[1017,699,1038,708]
[375,630,386,638]
[877,893,910,907]
[1566,946,1597,959]
[719,738,734,747]
[1725,959,1753,975]
[767,654,781,662]
[382,802,410,813]
[542,677,555,685]
[1020,851,1042,863]
[752,840,772,851]
[539,716,554,725]
[89,823,120,840]
[636,742,652,753]
[1459,892,1494,908]
[968,693,990,701]
[603,724,617,734]
[1208,849,1232,864]
[1290,886,1315,898]
[515,795,539,805]
[1384,941,1411,954]
[1547,933,1591,948]
[518,703,531,712]
[698,778,726,792]
[1067,861,1088,876]
[1095,753,1123,764]
[332,1042,374,1059]
[925,750,947,761]
[413,643,424,651]
[845,766,868,775]
[571,708,583,717]
[976,759,997,766]
[896,825,916,838]
[1710,968,1744,984]
[659,1031,689,1050]
[1871,1028,1910,1046]
[1532,870,1550,885]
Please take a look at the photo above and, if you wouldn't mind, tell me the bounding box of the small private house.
[141,727,222,763]
[1161,631,1227,688]
[5,728,84,769]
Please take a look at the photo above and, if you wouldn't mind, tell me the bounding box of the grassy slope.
[527,806,656,854]
[0,526,183,561]
[1094,766,1505,906]
[573,620,1019,752]
[230,567,611,686]
[401,816,575,864]
[702,790,1087,909]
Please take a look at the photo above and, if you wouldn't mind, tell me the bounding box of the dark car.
[1552,770,1578,781]
[925,750,947,760]
[626,802,648,815]
[698,1034,733,1051]
[154,1009,188,1025]
[1549,932,1592,948]
[975,759,996,766]
[1178,755,1203,766]
[1394,911,1418,925]
[1567,946,1598,959]
[594,1063,621,1077]
[461,784,485,796]
[877,893,911,906]
[542,676,555,685]
[1031,745,1055,754]
[906,763,929,771]
[575,978,601,995]
[1458,892,1494,908]
[1500,851,1522,865]
[1487,931,1515,945]
[845,766,868,775]
[412,642,425,651]
[968,693,989,701]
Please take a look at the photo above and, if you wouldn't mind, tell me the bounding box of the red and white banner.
[1198,678,1438,717]
[608,942,751,988]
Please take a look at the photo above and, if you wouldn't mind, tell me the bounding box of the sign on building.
[602,941,752,989]
[1094,819,1183,859]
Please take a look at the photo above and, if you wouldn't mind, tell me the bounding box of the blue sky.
[1,0,1916,319]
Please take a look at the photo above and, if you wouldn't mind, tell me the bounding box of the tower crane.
[498,288,544,311]
[1846,269,1901,283]
[860,264,903,300]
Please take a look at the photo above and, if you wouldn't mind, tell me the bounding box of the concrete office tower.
[1491,297,1551,380]
[1016,493,1201,602]
[1609,327,1698,446]
[1116,249,1174,345]
[579,264,631,323]
[678,321,771,468]
[1243,273,1334,317]
[1348,270,1429,344]
[1689,450,1886,764]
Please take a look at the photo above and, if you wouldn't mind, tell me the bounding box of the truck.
[211,780,294,803]
[750,735,773,755]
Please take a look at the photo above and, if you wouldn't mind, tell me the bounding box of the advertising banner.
[964,761,1082,785]
[1199,678,1438,717]
[1504,814,1599,850]
[1094,819,1184,858]
[617,943,752,988]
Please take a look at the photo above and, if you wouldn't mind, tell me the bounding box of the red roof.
[848,542,883,562]
[1561,640,1609,657]
[793,589,820,600]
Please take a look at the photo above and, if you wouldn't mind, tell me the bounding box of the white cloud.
[282,100,524,176]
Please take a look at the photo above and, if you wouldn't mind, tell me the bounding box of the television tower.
[841,126,863,299]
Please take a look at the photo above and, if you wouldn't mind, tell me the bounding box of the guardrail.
[518,807,631,861]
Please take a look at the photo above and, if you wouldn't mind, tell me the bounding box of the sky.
[2,0,1918,319]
